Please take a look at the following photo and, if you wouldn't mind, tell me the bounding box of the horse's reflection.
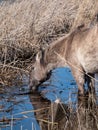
[30,92,98,130]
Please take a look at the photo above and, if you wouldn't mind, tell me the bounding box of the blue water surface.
[0,67,78,130]
[39,67,78,105]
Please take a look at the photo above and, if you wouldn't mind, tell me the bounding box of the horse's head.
[29,50,51,91]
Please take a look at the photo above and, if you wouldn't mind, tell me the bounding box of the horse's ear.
[36,51,42,62]
[36,45,48,62]
[40,44,49,52]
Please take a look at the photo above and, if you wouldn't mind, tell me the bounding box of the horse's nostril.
[29,84,37,92]
[32,86,36,91]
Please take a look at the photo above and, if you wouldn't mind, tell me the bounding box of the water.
[0,67,98,130]
[0,86,40,130]
[39,67,77,105]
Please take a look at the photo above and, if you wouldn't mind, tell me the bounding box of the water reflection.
[77,94,97,130]
[30,90,98,130]
[0,68,98,130]
[39,68,77,104]
[0,85,40,130]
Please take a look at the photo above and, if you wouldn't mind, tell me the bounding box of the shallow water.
[39,67,77,105]
[0,67,98,130]
[0,85,40,130]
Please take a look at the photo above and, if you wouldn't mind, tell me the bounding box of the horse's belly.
[84,61,98,73]
[77,45,98,73]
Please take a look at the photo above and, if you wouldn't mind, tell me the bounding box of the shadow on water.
[0,68,98,130]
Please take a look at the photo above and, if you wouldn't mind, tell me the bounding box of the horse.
[29,24,98,96]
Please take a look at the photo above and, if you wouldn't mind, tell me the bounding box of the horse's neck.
[45,48,68,72]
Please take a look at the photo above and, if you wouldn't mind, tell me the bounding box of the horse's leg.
[95,73,98,90]
[71,68,85,96]
[87,73,95,94]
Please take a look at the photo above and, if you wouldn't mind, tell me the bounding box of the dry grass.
[29,91,98,130]
[0,0,98,86]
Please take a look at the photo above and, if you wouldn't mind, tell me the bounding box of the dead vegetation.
[29,91,98,130]
[0,0,98,86]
